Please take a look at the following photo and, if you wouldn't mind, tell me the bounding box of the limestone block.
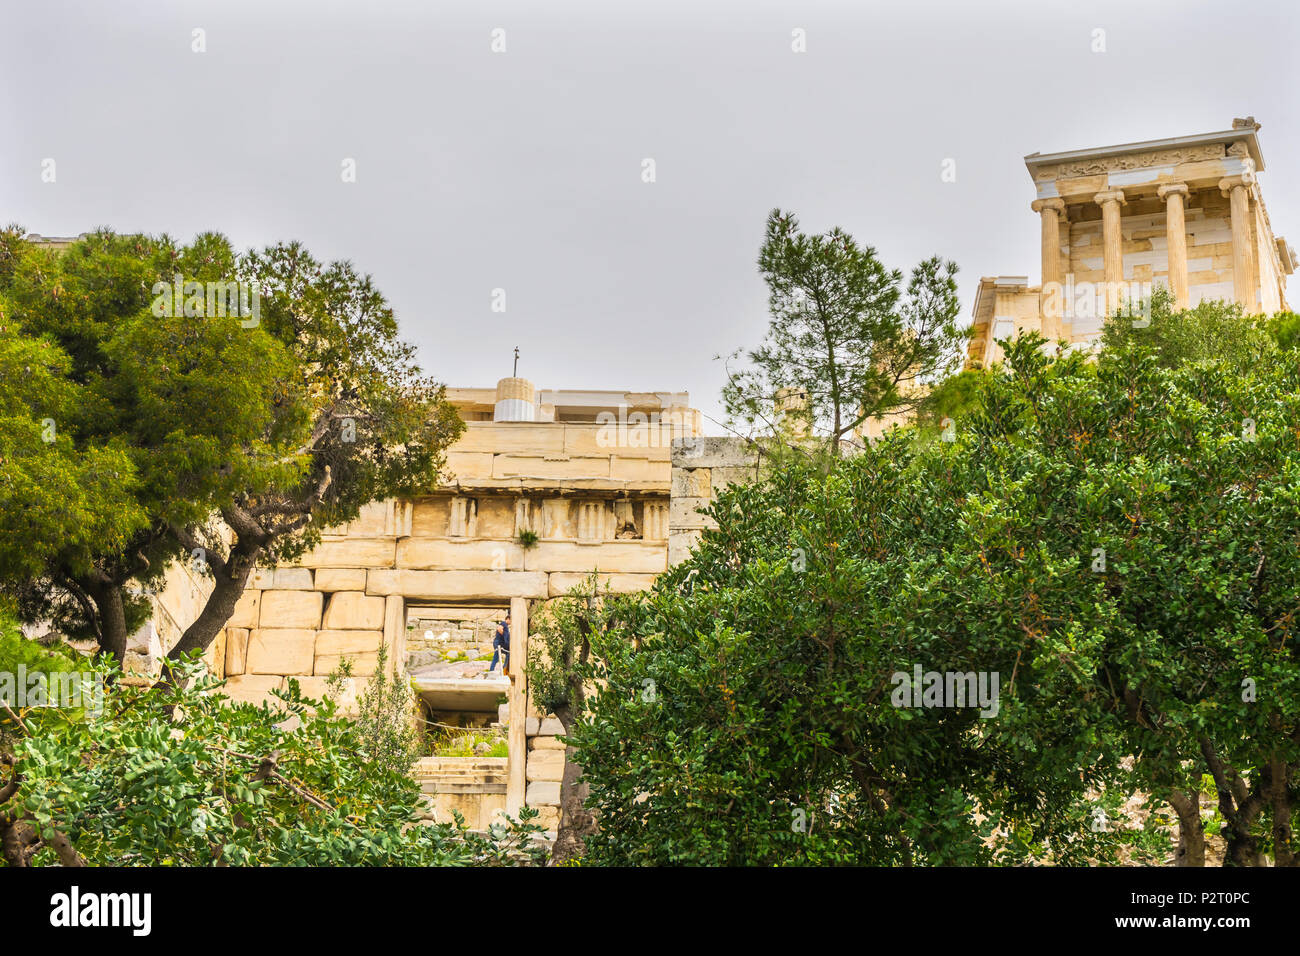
[259,590,324,629]
[525,716,540,735]
[538,717,564,736]
[668,530,702,566]
[524,689,547,721]
[493,455,611,480]
[227,589,261,629]
[322,592,385,630]
[444,451,495,480]
[249,567,275,590]
[397,538,524,571]
[384,595,404,678]
[298,538,396,569]
[246,628,316,675]
[225,628,249,676]
[669,496,717,531]
[153,561,214,640]
[525,781,561,806]
[547,571,659,597]
[222,674,286,706]
[671,436,760,469]
[710,466,759,490]
[671,467,711,498]
[526,748,565,782]
[584,425,673,460]
[269,568,314,590]
[204,628,227,679]
[348,500,390,536]
[475,498,516,537]
[313,568,368,592]
[533,806,560,831]
[314,651,380,677]
[610,456,670,483]
[523,541,667,574]
[411,499,451,537]
[314,629,384,656]
[562,425,620,457]
[365,569,549,601]
[529,735,566,751]
[455,422,565,456]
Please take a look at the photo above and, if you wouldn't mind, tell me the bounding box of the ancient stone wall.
[200,415,693,833]
[668,436,762,567]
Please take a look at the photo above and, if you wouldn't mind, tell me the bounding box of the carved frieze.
[1034,144,1225,182]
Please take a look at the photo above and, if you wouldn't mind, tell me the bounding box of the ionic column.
[1032,197,1067,339]
[1094,189,1126,317]
[1157,183,1190,310]
[1219,174,1258,313]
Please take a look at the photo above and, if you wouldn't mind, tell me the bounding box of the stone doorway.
[406,604,512,830]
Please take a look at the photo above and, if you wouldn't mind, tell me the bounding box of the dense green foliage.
[564,301,1300,866]
[1100,286,1276,371]
[0,619,543,867]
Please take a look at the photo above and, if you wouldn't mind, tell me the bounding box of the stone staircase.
[412,756,509,829]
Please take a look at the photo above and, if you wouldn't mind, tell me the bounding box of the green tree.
[1264,310,1300,352]
[723,209,967,455]
[569,455,1134,865]
[944,327,1300,865]
[571,300,1299,866]
[0,288,144,587]
[0,230,463,669]
[1100,285,1275,370]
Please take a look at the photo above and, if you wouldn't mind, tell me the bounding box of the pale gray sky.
[3,0,1296,431]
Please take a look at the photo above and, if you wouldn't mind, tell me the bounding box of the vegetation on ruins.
[558,300,1300,866]
[349,646,422,781]
[721,209,968,455]
[0,226,462,671]
[0,619,544,867]
[525,575,619,865]
[1100,286,1277,372]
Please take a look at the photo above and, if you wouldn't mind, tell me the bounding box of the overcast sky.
[3,0,1296,431]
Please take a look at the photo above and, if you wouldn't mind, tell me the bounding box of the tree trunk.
[1220,789,1267,867]
[1167,790,1206,867]
[1270,756,1294,866]
[549,706,596,866]
[166,541,259,664]
[88,578,130,665]
[1224,830,1265,866]
[0,816,39,867]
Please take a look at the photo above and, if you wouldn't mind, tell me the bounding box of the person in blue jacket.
[491,614,511,676]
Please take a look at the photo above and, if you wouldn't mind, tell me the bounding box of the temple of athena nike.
[967,117,1294,368]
